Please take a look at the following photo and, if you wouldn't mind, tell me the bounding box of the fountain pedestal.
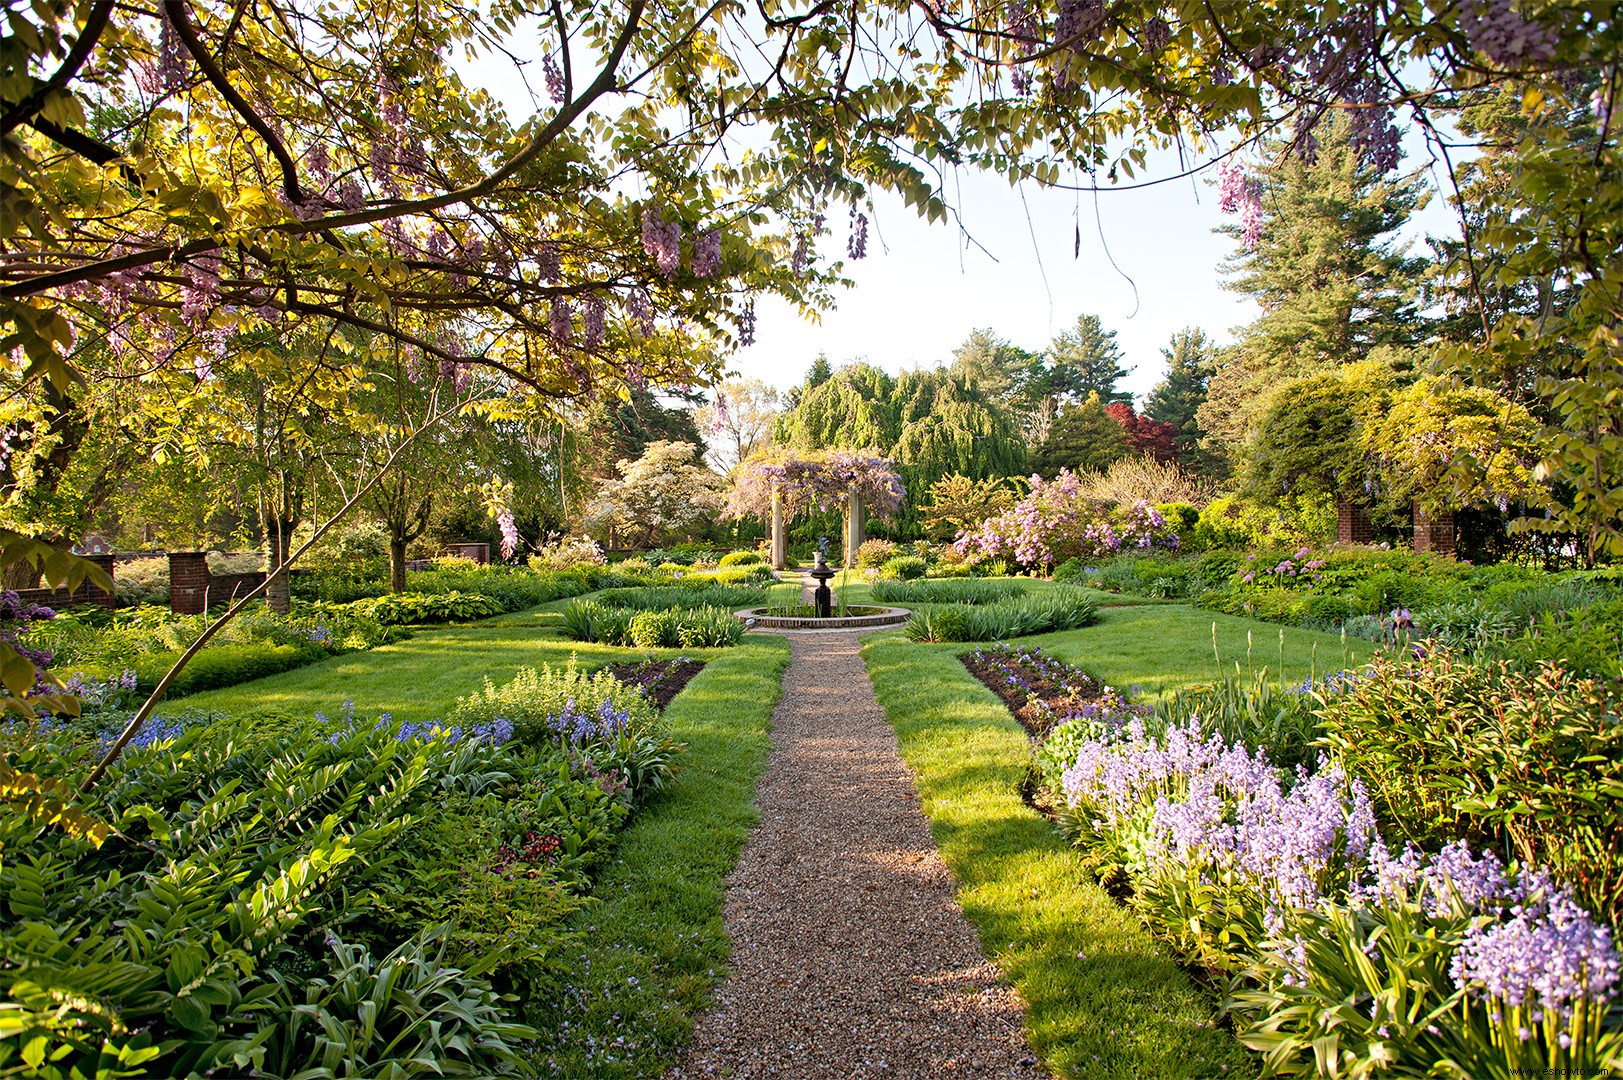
[808,552,837,619]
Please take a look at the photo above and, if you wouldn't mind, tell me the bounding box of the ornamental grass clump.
[1043,714,1623,1074]
[558,600,745,648]
[871,578,1026,605]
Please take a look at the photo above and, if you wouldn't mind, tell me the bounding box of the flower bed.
[604,655,706,711]
[1040,712,1623,1074]
[960,643,1108,736]
[2,658,684,1080]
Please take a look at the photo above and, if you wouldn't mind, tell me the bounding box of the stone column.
[844,489,865,568]
[1336,498,1373,545]
[770,487,786,570]
[168,552,212,615]
[1413,504,1457,558]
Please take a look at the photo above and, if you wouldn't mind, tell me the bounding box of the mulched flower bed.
[605,656,706,711]
[959,643,1106,738]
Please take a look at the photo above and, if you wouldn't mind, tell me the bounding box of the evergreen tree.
[1034,393,1131,476]
[1045,314,1132,405]
[1143,328,1223,475]
[1199,114,1430,455]
[784,353,836,410]
[577,387,705,484]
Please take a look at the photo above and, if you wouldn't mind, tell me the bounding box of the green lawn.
[168,603,607,722]
[860,604,1373,1078]
[1029,601,1375,700]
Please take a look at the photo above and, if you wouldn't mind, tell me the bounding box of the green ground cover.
[136,601,787,1077]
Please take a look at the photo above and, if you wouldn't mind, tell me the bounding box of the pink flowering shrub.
[953,470,1180,570]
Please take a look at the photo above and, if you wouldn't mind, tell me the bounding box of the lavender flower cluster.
[392,716,516,747]
[0,591,58,695]
[1056,716,1621,1036]
[544,699,633,747]
[1238,547,1325,585]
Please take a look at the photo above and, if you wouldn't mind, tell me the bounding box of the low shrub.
[880,554,927,580]
[903,588,1099,642]
[113,555,170,607]
[718,550,762,567]
[559,601,744,648]
[529,535,608,573]
[1317,649,1623,926]
[855,539,897,568]
[350,590,505,624]
[588,583,769,612]
[127,641,324,696]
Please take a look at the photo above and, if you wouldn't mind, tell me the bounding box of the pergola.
[725,449,905,569]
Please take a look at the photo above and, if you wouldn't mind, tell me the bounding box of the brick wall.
[13,552,116,611]
[1335,499,1373,545]
[445,542,489,564]
[1413,506,1457,558]
[168,552,267,614]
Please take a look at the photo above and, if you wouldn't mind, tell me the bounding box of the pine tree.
[948,327,1046,436]
[1199,114,1430,455]
[1045,314,1132,404]
[1034,393,1130,476]
[1143,328,1223,476]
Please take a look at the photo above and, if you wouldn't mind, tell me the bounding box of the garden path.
[671,629,1043,1079]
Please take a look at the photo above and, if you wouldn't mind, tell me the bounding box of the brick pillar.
[83,552,116,609]
[168,552,212,615]
[1413,505,1456,558]
[1336,498,1373,545]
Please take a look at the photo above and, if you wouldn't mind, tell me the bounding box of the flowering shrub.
[854,538,897,568]
[1237,546,1326,586]
[1046,715,1623,1073]
[954,470,1180,571]
[717,550,763,567]
[1318,649,1623,926]
[529,535,608,573]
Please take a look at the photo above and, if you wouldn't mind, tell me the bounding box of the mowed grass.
[1028,602,1375,700]
[529,636,790,1076]
[168,597,636,722]
[860,606,1372,1077]
[863,631,1254,1079]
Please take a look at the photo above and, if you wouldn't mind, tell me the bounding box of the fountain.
[732,550,911,630]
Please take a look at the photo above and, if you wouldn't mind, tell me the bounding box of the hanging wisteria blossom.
[693,228,723,278]
[583,295,606,349]
[724,448,905,523]
[641,206,683,277]
[738,297,756,347]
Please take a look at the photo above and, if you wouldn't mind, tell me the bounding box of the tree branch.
[0,1,113,136]
[164,0,305,204]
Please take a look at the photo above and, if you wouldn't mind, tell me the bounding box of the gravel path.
[671,631,1042,1079]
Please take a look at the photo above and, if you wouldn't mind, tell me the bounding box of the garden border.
[733,605,910,630]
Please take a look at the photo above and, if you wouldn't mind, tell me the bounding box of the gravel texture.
[671,631,1043,1079]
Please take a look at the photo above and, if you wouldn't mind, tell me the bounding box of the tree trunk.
[264,517,294,614]
[389,536,408,593]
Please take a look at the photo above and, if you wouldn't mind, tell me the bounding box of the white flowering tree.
[584,440,724,549]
